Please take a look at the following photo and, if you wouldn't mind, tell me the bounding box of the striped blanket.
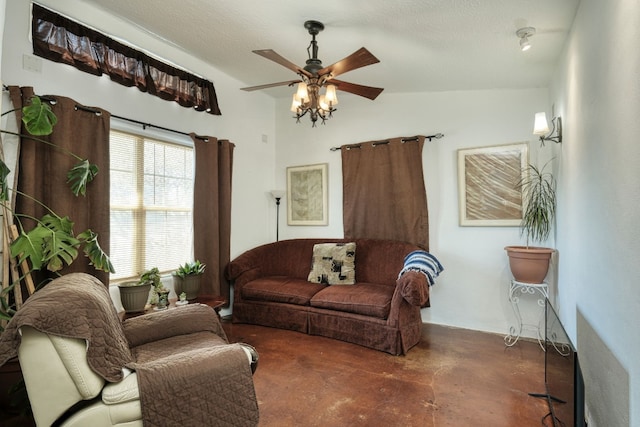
[397,250,444,286]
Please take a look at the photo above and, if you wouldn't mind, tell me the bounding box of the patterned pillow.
[307,243,356,285]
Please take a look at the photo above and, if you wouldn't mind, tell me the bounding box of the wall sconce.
[516,27,536,52]
[533,112,562,145]
[270,190,286,241]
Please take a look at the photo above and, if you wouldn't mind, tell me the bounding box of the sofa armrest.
[123,304,227,348]
[226,257,259,281]
[396,271,430,307]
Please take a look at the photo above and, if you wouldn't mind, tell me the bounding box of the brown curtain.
[342,135,429,250]
[10,86,111,286]
[191,134,234,304]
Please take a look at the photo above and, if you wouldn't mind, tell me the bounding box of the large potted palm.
[505,161,556,284]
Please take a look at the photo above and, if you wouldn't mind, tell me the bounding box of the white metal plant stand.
[504,280,548,350]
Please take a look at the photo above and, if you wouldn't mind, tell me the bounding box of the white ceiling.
[81,0,580,99]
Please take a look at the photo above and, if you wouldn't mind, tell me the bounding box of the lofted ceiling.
[81,0,580,99]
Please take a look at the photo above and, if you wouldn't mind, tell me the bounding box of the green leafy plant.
[173,260,206,278]
[139,267,162,290]
[0,96,113,328]
[516,161,557,246]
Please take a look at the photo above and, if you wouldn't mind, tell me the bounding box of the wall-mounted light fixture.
[533,112,562,145]
[516,27,536,51]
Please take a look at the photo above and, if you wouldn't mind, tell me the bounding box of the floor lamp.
[270,190,285,241]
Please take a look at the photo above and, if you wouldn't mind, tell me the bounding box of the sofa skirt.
[233,300,423,355]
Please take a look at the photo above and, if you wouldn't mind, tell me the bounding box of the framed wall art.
[287,163,328,226]
[457,143,528,226]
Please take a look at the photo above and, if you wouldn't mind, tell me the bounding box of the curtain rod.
[329,133,444,151]
[70,105,210,141]
[109,113,209,141]
[2,85,209,141]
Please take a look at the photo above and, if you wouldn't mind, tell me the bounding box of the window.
[109,130,194,282]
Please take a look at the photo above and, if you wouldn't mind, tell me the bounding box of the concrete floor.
[224,321,550,427]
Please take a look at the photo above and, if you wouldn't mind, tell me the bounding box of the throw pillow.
[307,242,356,285]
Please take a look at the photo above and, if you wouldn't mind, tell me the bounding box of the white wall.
[1,0,277,261]
[274,88,553,336]
[551,0,640,425]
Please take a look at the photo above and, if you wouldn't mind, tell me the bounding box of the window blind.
[110,130,194,282]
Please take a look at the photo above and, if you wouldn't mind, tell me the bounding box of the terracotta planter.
[173,275,201,301]
[505,246,554,284]
[118,282,151,313]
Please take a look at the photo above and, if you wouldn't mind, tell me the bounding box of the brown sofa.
[226,238,431,355]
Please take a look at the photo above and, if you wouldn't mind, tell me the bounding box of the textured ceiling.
[80,0,580,98]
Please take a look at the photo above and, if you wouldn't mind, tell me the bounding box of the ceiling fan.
[241,20,384,125]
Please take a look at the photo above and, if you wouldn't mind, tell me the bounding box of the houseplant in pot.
[118,267,161,313]
[505,161,556,284]
[172,260,205,301]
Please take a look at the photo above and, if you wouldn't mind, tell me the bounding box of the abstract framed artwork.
[287,163,328,226]
[457,143,529,226]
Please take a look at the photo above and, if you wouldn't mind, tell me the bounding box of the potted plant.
[118,267,162,313]
[172,260,205,301]
[505,161,556,283]
[117,280,151,313]
[143,267,171,310]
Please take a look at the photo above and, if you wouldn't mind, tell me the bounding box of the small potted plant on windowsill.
[118,267,163,313]
[505,161,556,284]
[172,260,205,301]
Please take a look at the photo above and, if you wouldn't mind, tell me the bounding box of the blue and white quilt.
[397,250,444,286]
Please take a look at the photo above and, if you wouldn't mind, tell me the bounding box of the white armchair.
[0,273,259,427]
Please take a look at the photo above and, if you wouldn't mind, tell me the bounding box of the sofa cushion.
[307,242,356,285]
[242,277,326,305]
[310,283,394,319]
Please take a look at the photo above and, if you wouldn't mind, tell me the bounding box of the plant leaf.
[10,214,80,272]
[22,96,57,136]
[0,159,10,202]
[78,229,115,273]
[67,160,99,196]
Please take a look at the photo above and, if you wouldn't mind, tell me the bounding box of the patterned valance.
[31,3,221,115]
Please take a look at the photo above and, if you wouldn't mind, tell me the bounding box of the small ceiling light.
[516,27,536,52]
[533,112,562,145]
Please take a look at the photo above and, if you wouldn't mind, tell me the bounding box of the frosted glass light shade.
[533,112,550,135]
[290,94,301,112]
[318,94,328,111]
[295,82,308,100]
[324,84,338,105]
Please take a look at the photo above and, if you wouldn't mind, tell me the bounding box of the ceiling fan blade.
[329,79,384,100]
[253,49,312,78]
[241,80,301,91]
[318,47,380,78]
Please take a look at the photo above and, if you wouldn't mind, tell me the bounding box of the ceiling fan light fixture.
[241,19,382,127]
